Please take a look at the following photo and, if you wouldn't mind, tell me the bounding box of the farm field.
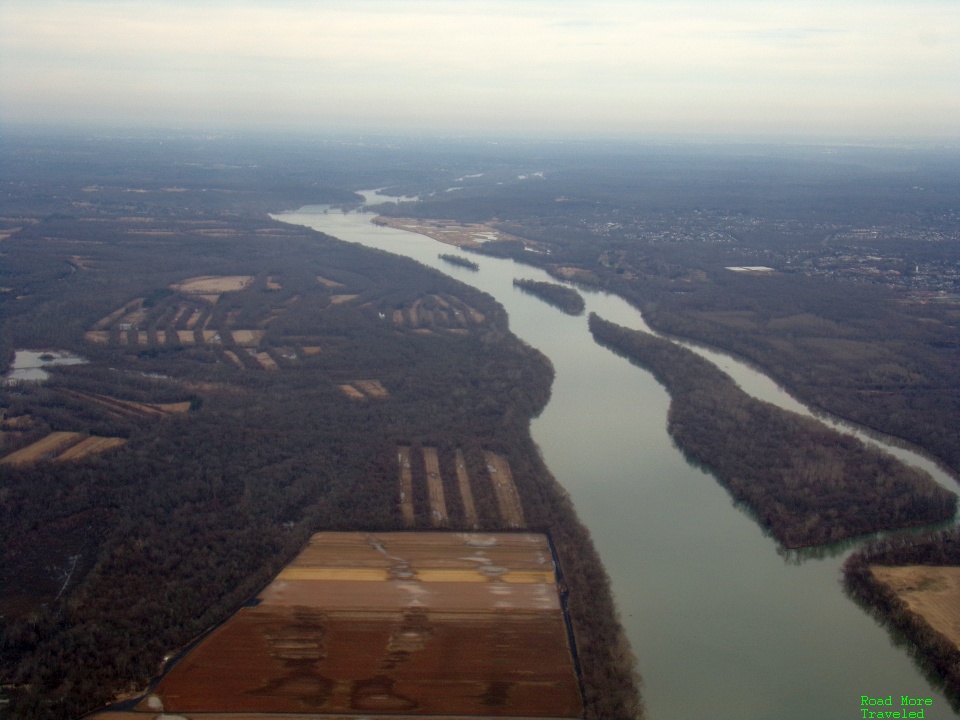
[397,446,415,527]
[484,451,525,528]
[870,566,960,648]
[1,432,126,465]
[89,532,582,720]
[423,447,448,527]
[372,217,544,253]
[455,449,478,529]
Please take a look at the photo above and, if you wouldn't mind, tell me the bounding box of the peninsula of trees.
[588,313,957,548]
[513,278,585,315]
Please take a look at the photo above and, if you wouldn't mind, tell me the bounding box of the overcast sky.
[2,0,958,140]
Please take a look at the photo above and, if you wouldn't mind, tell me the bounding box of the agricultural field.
[870,566,960,648]
[170,275,255,295]
[397,446,523,530]
[0,432,126,465]
[373,217,545,252]
[484,451,525,529]
[389,294,486,332]
[89,532,582,720]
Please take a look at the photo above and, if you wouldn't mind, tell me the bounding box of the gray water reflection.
[3,349,87,384]
[275,203,957,720]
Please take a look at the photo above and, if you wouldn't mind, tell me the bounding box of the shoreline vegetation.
[437,253,479,271]
[587,313,957,549]
[512,278,585,316]
[843,529,960,712]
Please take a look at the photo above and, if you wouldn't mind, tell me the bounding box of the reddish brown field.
[94,532,580,720]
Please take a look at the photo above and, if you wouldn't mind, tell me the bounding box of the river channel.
[276,199,960,720]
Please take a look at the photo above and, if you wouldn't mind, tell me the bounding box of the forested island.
[0,137,641,720]
[588,313,957,548]
[512,278,585,315]
[844,528,960,711]
[438,253,479,270]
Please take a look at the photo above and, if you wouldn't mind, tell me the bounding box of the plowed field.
[95,532,581,720]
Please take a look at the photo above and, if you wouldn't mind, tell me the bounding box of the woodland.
[0,136,640,720]
[511,279,585,315]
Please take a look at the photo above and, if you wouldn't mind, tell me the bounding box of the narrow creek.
[275,200,959,720]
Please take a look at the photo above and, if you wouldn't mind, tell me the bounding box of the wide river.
[276,198,960,720]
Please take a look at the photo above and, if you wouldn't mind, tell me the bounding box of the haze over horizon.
[2,0,959,143]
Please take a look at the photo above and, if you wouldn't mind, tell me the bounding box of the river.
[275,201,960,720]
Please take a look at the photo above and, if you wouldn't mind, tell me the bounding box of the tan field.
[484,451,525,528]
[339,384,366,400]
[185,310,203,329]
[93,298,144,330]
[176,330,196,345]
[316,274,345,289]
[84,331,110,344]
[354,379,389,398]
[136,331,149,346]
[1,432,83,465]
[373,217,531,250]
[397,446,414,527]
[249,351,278,371]
[455,449,478,528]
[871,565,960,648]
[58,389,191,418]
[329,294,360,305]
[422,447,448,528]
[266,276,282,290]
[200,330,222,344]
[230,329,264,347]
[223,350,245,369]
[171,275,254,294]
[56,436,127,461]
[154,330,167,345]
[88,532,581,720]
[301,346,322,356]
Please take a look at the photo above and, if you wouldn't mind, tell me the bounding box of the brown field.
[339,384,366,400]
[484,452,525,528]
[329,294,360,305]
[316,274,346,289]
[136,331,149,346]
[422,447,448,528]
[389,294,485,332]
[301,346,322,356]
[201,330,222,344]
[266,276,282,291]
[90,532,580,720]
[455,449,478,529]
[172,275,254,294]
[56,436,127,461]
[397,447,415,527]
[1,432,82,465]
[354,379,389,398]
[154,330,167,345]
[871,565,960,648]
[177,330,196,345]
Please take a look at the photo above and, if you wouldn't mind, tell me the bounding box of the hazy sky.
[2,0,958,140]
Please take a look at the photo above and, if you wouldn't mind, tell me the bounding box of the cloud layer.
[2,0,958,138]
